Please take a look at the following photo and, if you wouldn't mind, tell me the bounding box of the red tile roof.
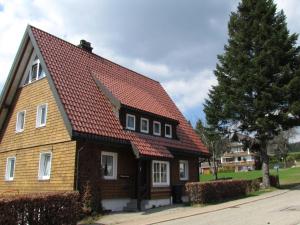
[30,26,209,158]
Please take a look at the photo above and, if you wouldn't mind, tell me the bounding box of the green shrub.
[0,191,81,225]
[185,179,260,204]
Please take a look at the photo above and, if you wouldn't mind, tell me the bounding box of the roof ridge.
[29,25,160,84]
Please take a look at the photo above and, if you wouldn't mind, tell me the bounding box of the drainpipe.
[137,159,142,211]
[75,144,86,191]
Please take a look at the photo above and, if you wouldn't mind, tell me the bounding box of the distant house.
[0,26,209,211]
[220,133,260,172]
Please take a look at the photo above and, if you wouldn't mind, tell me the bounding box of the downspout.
[75,144,87,191]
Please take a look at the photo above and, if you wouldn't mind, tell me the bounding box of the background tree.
[267,128,296,168]
[195,119,228,180]
[204,0,300,187]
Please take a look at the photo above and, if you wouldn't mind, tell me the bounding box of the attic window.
[153,121,161,136]
[24,57,46,85]
[165,124,172,138]
[126,114,136,131]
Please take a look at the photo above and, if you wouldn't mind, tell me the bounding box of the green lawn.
[200,167,300,187]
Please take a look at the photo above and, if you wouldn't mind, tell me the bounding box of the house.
[0,26,209,211]
[220,133,260,172]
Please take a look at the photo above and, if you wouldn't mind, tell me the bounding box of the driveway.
[97,186,300,225]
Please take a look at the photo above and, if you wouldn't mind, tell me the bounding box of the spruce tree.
[204,0,300,187]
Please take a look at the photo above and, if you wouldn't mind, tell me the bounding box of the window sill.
[126,127,135,131]
[23,76,46,87]
[153,133,161,136]
[15,130,24,134]
[36,125,46,129]
[179,178,189,181]
[38,177,50,181]
[152,183,170,188]
[141,130,149,134]
[103,176,117,180]
[5,179,14,182]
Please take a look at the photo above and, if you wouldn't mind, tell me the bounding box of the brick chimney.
[78,40,93,52]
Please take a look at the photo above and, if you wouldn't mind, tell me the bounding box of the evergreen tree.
[204,0,300,187]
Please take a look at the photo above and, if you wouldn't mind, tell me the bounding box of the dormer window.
[153,121,161,136]
[24,57,46,85]
[165,124,172,138]
[126,114,136,131]
[140,118,149,133]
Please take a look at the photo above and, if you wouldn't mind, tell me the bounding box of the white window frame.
[152,160,170,187]
[5,157,16,181]
[16,110,26,133]
[38,152,52,180]
[153,121,161,136]
[24,58,46,85]
[165,124,172,138]
[179,160,189,181]
[140,117,149,133]
[36,104,48,128]
[126,114,136,131]
[101,151,118,180]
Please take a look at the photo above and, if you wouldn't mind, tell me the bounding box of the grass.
[200,167,300,188]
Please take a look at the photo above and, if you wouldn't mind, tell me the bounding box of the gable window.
[38,152,52,180]
[179,160,189,181]
[101,151,118,180]
[16,111,26,133]
[126,114,136,131]
[24,57,46,85]
[153,121,161,136]
[165,124,172,138]
[152,160,170,186]
[36,104,48,128]
[140,118,149,133]
[5,157,16,181]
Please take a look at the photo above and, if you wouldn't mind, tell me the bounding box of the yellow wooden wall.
[0,78,76,194]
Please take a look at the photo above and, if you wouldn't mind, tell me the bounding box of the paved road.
[159,187,300,225]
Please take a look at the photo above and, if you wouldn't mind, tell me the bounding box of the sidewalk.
[96,188,293,225]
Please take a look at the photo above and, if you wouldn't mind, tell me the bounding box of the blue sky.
[0,0,300,136]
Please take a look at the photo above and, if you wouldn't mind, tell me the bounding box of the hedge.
[0,191,81,225]
[185,179,260,204]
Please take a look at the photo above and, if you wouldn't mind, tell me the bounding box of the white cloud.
[132,59,170,78]
[162,69,217,113]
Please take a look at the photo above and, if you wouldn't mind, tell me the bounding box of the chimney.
[78,39,93,52]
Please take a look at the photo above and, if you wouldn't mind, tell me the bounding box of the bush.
[185,179,260,204]
[0,191,81,225]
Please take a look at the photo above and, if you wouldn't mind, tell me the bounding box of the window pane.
[17,112,25,131]
[166,126,170,135]
[9,159,15,178]
[154,123,160,134]
[24,71,30,85]
[31,64,38,81]
[40,107,46,124]
[38,64,46,79]
[103,155,113,177]
[161,163,167,182]
[180,163,185,178]
[141,119,148,131]
[42,154,51,177]
[127,115,135,129]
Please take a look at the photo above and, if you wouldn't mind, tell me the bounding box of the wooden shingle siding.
[0,78,75,194]
[0,141,76,194]
[0,78,71,150]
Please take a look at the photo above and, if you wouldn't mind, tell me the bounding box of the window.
[5,157,16,181]
[165,124,172,138]
[101,151,118,180]
[36,104,48,127]
[38,152,52,180]
[179,160,189,181]
[24,57,46,85]
[140,118,149,133]
[126,114,136,131]
[152,160,170,186]
[16,111,26,133]
[153,121,161,136]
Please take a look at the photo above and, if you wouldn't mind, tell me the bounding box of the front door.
[139,160,150,199]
